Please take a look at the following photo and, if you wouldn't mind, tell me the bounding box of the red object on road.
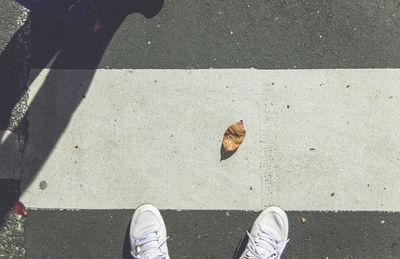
[13,201,27,216]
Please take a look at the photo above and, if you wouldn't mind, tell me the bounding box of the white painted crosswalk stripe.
[20,68,400,211]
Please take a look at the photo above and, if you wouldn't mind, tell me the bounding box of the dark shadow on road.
[123,219,132,259]
[0,180,20,227]
[232,228,249,259]
[0,0,164,227]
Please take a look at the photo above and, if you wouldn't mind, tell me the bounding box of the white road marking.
[21,69,400,211]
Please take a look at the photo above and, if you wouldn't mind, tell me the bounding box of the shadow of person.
[0,0,164,226]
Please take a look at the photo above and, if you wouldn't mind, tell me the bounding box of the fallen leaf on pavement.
[222,120,246,152]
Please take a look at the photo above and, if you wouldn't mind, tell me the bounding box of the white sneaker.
[129,204,170,259]
[239,206,289,259]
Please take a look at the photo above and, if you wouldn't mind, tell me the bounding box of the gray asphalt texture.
[0,180,24,258]
[1,0,400,258]
[78,0,400,69]
[24,210,400,259]
[0,0,29,131]
[0,1,27,256]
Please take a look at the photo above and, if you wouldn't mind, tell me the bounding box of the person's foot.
[239,206,289,259]
[130,204,170,259]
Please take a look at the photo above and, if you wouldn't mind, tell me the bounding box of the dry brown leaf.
[222,120,246,152]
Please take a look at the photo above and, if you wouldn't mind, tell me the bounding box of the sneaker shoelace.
[245,224,289,259]
[131,230,169,259]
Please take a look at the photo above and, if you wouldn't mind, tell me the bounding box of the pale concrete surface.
[21,69,400,211]
[21,69,263,210]
[0,130,21,179]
